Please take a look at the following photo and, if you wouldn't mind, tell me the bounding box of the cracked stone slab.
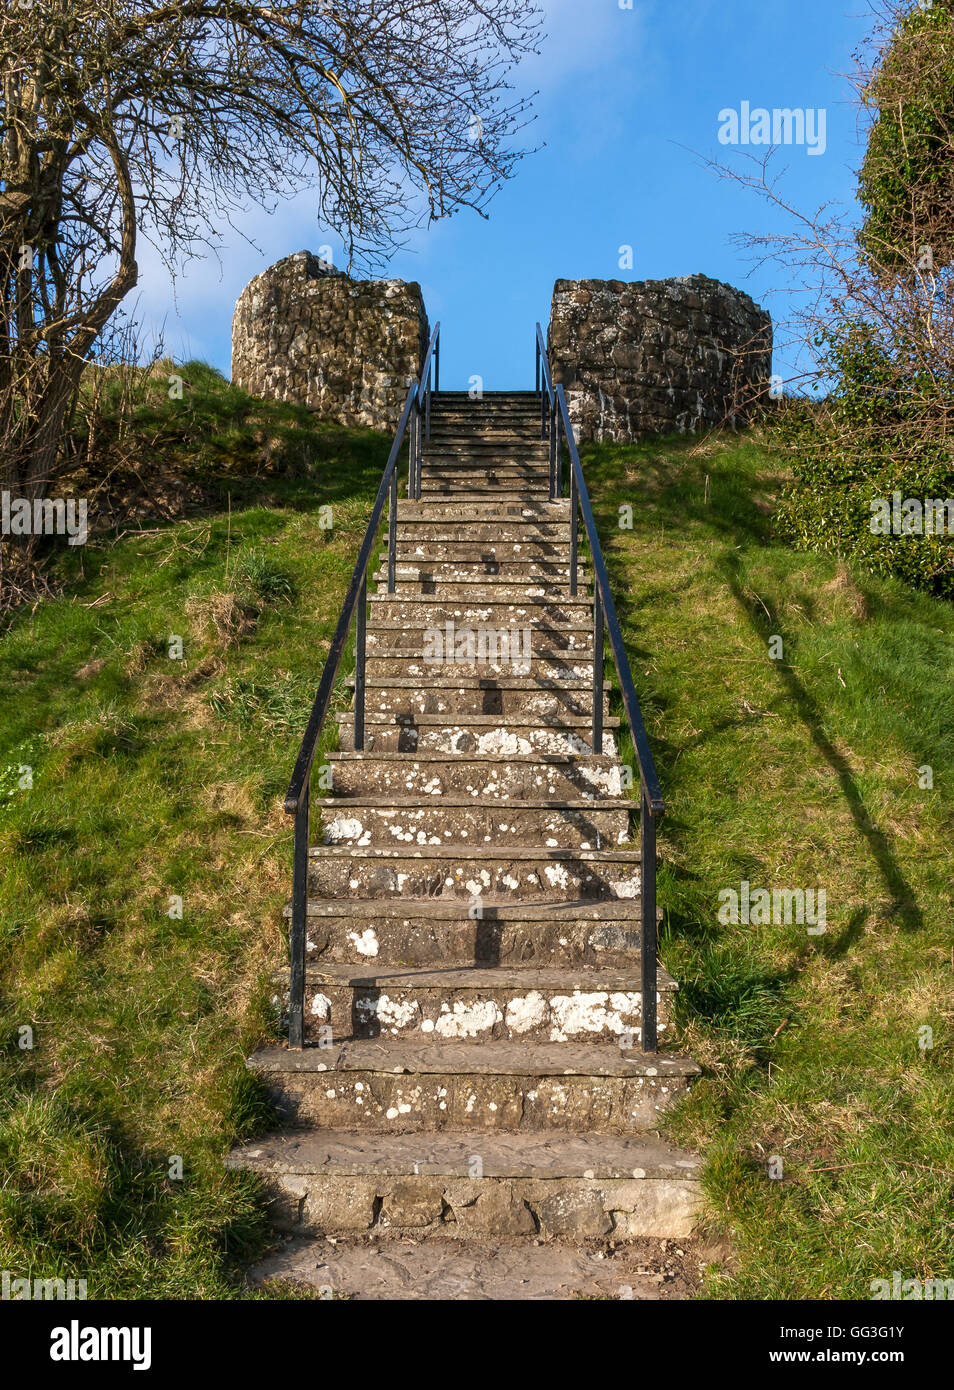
[226,1129,702,1181]
[248,1041,699,1078]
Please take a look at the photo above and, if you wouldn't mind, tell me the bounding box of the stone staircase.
[227,391,701,1251]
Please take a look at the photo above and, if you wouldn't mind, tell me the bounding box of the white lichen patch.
[348,928,379,958]
[548,990,641,1041]
[324,815,370,844]
[433,999,502,1038]
[356,993,418,1030]
[310,993,332,1019]
[505,991,548,1034]
[609,875,640,899]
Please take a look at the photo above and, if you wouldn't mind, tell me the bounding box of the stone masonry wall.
[231,251,428,432]
[548,274,772,443]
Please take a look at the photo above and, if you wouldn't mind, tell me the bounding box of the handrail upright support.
[592,584,603,754]
[557,415,564,497]
[553,409,562,500]
[411,405,420,500]
[288,786,309,1049]
[570,465,578,596]
[354,574,367,750]
[641,793,658,1053]
[387,468,398,593]
[417,404,424,497]
[426,363,432,442]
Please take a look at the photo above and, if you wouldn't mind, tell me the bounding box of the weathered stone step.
[324,752,625,799]
[420,467,549,480]
[358,681,608,719]
[394,522,572,539]
[306,843,639,899]
[375,566,589,588]
[292,896,653,967]
[367,597,594,626]
[424,433,545,446]
[354,672,609,717]
[226,1127,700,1241]
[430,408,539,419]
[417,494,553,505]
[337,713,617,755]
[431,399,539,411]
[420,463,549,473]
[295,962,671,1044]
[422,441,550,453]
[386,541,573,560]
[398,501,569,521]
[366,623,593,653]
[241,1043,698,1137]
[372,578,586,602]
[363,653,595,682]
[419,477,552,491]
[317,795,627,848]
[379,553,577,573]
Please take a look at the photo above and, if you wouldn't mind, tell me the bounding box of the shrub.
[776,323,954,599]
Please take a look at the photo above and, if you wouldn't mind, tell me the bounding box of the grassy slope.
[1,379,952,1297]
[586,429,954,1298]
[0,368,389,1297]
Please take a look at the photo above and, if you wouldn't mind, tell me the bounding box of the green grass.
[0,370,390,1297]
[2,385,952,1299]
[583,427,954,1299]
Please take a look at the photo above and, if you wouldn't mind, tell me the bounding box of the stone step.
[417,492,553,505]
[294,962,672,1044]
[226,1127,700,1241]
[395,524,570,544]
[421,458,550,472]
[337,713,617,755]
[372,580,588,603]
[425,424,542,437]
[240,1043,699,1137]
[418,475,552,490]
[424,432,545,446]
[366,623,593,654]
[292,897,653,968]
[317,795,627,848]
[420,469,552,483]
[358,681,609,720]
[306,843,639,899]
[358,674,607,714]
[243,1235,704,1300]
[379,548,576,568]
[431,397,539,410]
[398,501,570,522]
[430,406,539,418]
[324,751,625,799]
[375,562,588,584]
[363,652,596,681]
[422,440,550,453]
[367,597,594,625]
[388,538,573,556]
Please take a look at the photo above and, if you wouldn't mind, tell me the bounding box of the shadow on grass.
[720,551,924,934]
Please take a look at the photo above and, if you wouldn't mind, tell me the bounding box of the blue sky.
[135,0,873,390]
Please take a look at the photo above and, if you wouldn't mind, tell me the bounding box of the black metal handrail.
[536,323,665,1051]
[283,323,440,1047]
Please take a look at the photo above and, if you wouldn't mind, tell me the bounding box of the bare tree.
[0,0,541,510]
